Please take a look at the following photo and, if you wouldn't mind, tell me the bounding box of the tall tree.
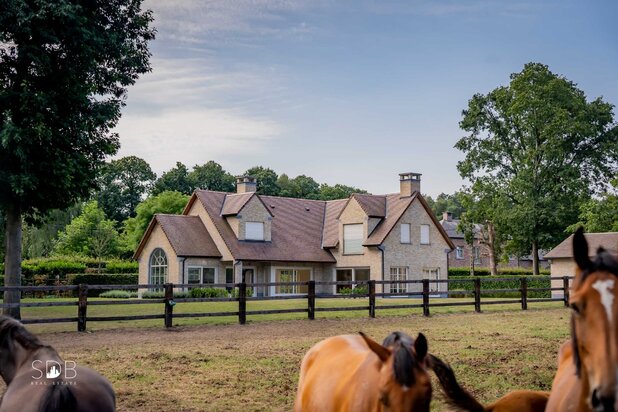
[567,178,618,233]
[244,166,280,196]
[456,63,618,275]
[22,204,82,259]
[121,191,189,253]
[0,0,154,317]
[428,192,465,220]
[152,162,192,195]
[318,184,367,200]
[278,174,320,199]
[188,161,235,192]
[96,156,156,223]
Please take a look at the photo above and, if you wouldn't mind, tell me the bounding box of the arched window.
[149,248,168,289]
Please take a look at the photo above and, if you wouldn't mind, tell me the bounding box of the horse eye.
[570,302,581,314]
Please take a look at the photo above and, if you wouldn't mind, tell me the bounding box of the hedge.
[67,274,138,297]
[105,260,139,274]
[449,275,551,298]
[448,267,550,277]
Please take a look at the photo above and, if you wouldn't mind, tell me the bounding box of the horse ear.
[573,227,591,271]
[414,333,428,360]
[359,332,390,363]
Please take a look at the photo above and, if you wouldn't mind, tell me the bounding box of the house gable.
[233,195,273,241]
[184,192,234,261]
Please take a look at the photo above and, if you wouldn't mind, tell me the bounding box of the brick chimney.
[399,172,421,197]
[442,211,453,222]
[236,175,257,194]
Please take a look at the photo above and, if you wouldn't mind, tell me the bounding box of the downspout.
[377,245,385,294]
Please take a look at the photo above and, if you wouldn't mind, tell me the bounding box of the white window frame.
[455,247,464,260]
[390,267,409,294]
[186,266,218,285]
[400,223,411,244]
[149,248,168,291]
[422,267,440,293]
[245,221,265,241]
[420,224,430,245]
[343,223,364,255]
[270,267,313,296]
[333,267,370,294]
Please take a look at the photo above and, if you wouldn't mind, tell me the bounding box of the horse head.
[360,331,432,412]
[570,228,618,412]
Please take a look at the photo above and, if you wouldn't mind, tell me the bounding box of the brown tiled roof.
[133,215,222,259]
[545,232,618,259]
[220,193,254,216]
[352,194,386,217]
[195,191,336,263]
[322,199,348,248]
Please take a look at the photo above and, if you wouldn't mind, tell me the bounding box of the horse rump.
[39,384,77,412]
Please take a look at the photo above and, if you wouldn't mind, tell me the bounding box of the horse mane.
[0,316,47,351]
[382,331,417,387]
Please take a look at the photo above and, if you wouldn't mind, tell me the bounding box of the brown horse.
[294,331,432,411]
[0,316,115,412]
[547,228,618,412]
[428,354,549,412]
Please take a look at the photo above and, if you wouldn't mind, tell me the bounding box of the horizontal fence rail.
[0,276,574,331]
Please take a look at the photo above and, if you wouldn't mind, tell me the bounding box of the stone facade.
[232,196,272,241]
[549,258,577,299]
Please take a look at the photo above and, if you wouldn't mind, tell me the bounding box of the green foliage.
[22,260,87,278]
[244,166,280,195]
[152,162,193,195]
[449,275,551,298]
[448,267,550,277]
[339,285,369,295]
[189,287,229,298]
[567,179,618,233]
[68,273,138,285]
[230,287,254,298]
[22,205,82,259]
[278,174,320,199]
[54,201,120,260]
[141,290,189,299]
[456,62,618,272]
[188,161,235,192]
[99,290,138,299]
[425,192,465,219]
[105,260,139,274]
[318,183,368,200]
[121,191,190,252]
[96,156,156,223]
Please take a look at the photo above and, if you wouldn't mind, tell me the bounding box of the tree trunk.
[487,222,498,276]
[4,205,22,319]
[469,241,475,277]
[532,240,539,276]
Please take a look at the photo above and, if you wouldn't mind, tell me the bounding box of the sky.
[114,0,618,197]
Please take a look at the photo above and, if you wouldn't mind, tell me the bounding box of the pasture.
[5,305,571,411]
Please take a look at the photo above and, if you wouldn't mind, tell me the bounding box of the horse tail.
[428,354,486,412]
[39,384,77,412]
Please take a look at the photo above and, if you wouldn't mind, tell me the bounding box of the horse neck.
[0,344,57,385]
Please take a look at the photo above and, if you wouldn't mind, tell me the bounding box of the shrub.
[106,260,139,274]
[68,274,138,297]
[448,275,551,298]
[189,287,228,298]
[99,290,138,299]
[448,267,550,277]
[230,287,254,298]
[141,290,189,299]
[339,285,369,295]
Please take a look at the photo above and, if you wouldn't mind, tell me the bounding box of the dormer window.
[246,221,265,241]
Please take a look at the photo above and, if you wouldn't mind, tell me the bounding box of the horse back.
[486,390,549,412]
[295,335,381,412]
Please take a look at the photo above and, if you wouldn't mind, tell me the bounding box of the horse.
[294,331,432,411]
[428,354,549,412]
[546,227,618,412]
[0,316,116,412]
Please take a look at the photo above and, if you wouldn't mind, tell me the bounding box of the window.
[275,268,311,295]
[473,247,481,264]
[455,247,464,259]
[225,267,234,291]
[390,267,408,294]
[149,248,168,290]
[422,267,440,292]
[187,267,217,285]
[400,223,411,244]
[343,224,364,254]
[420,224,430,244]
[245,222,264,240]
[335,268,370,293]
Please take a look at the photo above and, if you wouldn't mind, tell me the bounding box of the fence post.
[307,280,315,320]
[164,283,174,328]
[77,284,88,332]
[368,280,376,318]
[422,279,430,317]
[563,276,570,307]
[474,278,481,313]
[238,282,247,325]
[520,277,528,310]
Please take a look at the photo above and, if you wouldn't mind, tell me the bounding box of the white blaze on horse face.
[592,279,615,324]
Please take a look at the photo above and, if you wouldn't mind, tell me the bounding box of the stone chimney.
[442,211,453,222]
[236,175,257,194]
[399,172,421,197]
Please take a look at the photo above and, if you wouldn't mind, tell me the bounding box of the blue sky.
[115,0,618,197]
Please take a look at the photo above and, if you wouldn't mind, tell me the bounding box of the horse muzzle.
[591,388,616,412]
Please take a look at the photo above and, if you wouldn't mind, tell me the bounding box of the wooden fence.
[0,276,573,332]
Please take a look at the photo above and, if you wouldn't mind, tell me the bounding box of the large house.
[545,232,618,298]
[134,172,454,296]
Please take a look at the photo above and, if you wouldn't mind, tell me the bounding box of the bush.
[68,274,138,297]
[189,287,228,298]
[449,275,551,298]
[105,260,138,274]
[99,290,138,299]
[448,267,550,277]
[141,290,189,299]
[339,285,369,295]
[230,287,254,298]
